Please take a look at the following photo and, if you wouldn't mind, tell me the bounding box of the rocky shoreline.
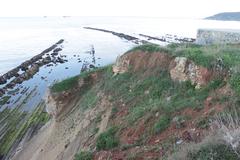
[0,39,67,97]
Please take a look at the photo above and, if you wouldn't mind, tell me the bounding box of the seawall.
[196,29,240,45]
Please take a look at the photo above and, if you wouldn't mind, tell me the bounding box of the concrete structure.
[196,29,240,45]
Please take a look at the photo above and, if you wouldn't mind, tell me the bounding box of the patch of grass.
[101,67,221,124]
[196,117,210,129]
[80,89,98,110]
[127,43,170,53]
[173,115,189,129]
[74,151,93,160]
[230,74,240,95]
[188,143,238,160]
[132,43,240,69]
[0,96,11,105]
[110,106,118,119]
[172,46,215,68]
[153,114,171,134]
[96,126,119,150]
[51,75,79,92]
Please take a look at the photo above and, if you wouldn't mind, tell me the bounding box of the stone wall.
[196,29,240,45]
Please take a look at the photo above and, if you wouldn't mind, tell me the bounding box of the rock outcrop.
[170,57,212,88]
[112,55,130,75]
[112,51,173,74]
[113,51,212,88]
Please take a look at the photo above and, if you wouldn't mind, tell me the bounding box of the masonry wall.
[196,29,240,45]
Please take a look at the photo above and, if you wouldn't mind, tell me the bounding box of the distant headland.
[205,12,240,21]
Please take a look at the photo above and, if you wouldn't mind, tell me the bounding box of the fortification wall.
[196,29,240,45]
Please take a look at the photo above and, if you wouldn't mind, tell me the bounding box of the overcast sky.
[0,0,239,18]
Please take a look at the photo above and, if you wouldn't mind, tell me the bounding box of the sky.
[0,0,239,18]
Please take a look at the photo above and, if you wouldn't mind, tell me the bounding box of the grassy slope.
[52,43,240,160]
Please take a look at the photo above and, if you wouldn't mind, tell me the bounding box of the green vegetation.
[74,151,93,160]
[51,75,79,92]
[167,43,240,69]
[153,114,171,134]
[80,89,98,110]
[43,43,240,159]
[0,102,50,155]
[0,96,11,105]
[130,43,240,69]
[196,117,210,129]
[230,74,240,95]
[100,67,225,124]
[96,126,119,150]
[188,143,238,160]
[127,43,170,53]
[111,106,118,118]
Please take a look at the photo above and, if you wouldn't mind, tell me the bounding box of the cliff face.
[10,44,240,160]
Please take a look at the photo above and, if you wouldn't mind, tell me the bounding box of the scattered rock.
[53,48,62,53]
[176,139,183,145]
[0,77,7,85]
[51,52,58,56]
[89,64,95,68]
[56,57,65,63]
[46,64,54,67]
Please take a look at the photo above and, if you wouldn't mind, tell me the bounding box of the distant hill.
[205,12,240,21]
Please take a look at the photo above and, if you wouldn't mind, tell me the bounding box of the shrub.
[51,75,79,92]
[153,115,170,134]
[96,126,119,150]
[188,143,238,160]
[74,151,93,160]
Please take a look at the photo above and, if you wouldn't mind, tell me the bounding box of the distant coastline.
[205,12,240,21]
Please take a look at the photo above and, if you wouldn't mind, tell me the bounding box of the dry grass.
[215,110,240,154]
[168,109,240,160]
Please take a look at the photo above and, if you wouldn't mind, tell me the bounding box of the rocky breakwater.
[84,27,148,44]
[84,27,195,45]
[0,39,67,97]
[112,50,214,89]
